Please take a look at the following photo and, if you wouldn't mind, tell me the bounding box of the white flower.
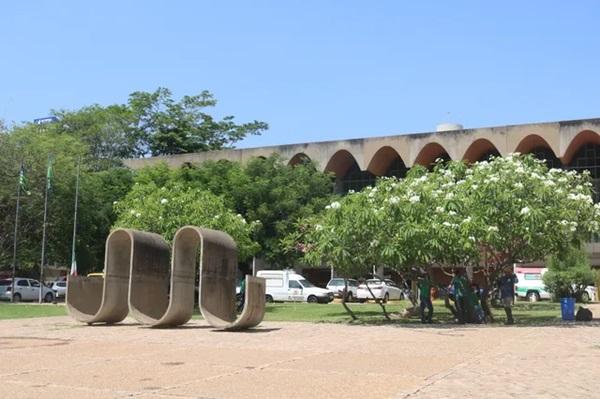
[462,216,472,224]
[448,210,457,216]
[514,182,524,189]
[330,201,341,209]
[389,196,400,205]
[315,224,323,231]
[348,189,355,194]
[468,236,476,242]
[113,201,118,205]
[543,180,555,187]
[160,198,168,204]
[445,192,454,200]
[488,226,499,232]
[570,226,577,232]
[409,195,420,204]
[442,221,452,227]
[520,207,530,215]
[489,176,499,183]
[130,209,136,215]
[435,206,445,213]
[135,212,141,218]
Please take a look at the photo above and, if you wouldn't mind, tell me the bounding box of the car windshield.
[328,279,343,286]
[366,279,383,285]
[298,279,315,288]
[0,279,11,286]
[57,282,66,287]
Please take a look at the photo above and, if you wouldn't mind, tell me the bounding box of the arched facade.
[462,139,501,163]
[366,146,408,178]
[413,142,451,168]
[288,152,311,166]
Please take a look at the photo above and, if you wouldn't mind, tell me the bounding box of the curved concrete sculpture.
[193,227,266,330]
[67,226,266,330]
[128,226,201,327]
[67,229,170,324]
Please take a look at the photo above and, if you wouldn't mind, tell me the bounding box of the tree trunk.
[341,278,357,321]
[366,281,390,321]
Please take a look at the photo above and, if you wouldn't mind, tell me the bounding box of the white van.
[256,270,333,304]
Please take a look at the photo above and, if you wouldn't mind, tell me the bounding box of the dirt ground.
[2,309,600,399]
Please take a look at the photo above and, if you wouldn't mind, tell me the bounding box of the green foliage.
[113,182,260,261]
[128,88,268,155]
[543,247,598,299]
[294,154,600,283]
[138,155,336,265]
[51,87,268,159]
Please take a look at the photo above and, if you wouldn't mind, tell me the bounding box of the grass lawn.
[0,300,565,326]
[263,300,564,325]
[0,302,68,320]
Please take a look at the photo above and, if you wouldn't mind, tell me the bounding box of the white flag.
[70,259,77,276]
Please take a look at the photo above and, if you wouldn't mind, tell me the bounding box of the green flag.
[18,165,27,190]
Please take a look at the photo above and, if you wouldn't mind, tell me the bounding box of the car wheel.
[307,295,318,304]
[346,292,353,302]
[12,293,21,303]
[44,292,54,303]
[265,295,273,303]
[526,291,540,303]
[580,291,590,303]
[383,293,389,304]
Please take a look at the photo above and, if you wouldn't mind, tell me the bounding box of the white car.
[356,279,404,303]
[256,270,333,304]
[51,281,67,298]
[326,278,359,301]
[1,278,55,302]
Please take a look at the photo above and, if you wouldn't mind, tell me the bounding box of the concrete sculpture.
[66,226,266,330]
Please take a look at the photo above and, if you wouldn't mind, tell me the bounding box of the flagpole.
[70,157,81,277]
[10,161,23,303]
[39,156,51,303]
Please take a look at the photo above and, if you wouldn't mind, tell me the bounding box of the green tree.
[113,182,260,261]
[543,247,599,301]
[128,88,268,155]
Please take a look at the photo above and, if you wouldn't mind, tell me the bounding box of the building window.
[342,162,376,193]
[568,143,600,202]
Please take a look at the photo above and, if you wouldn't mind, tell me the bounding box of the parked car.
[326,278,359,301]
[0,278,13,298]
[51,280,67,298]
[256,270,334,303]
[356,279,404,303]
[1,278,55,302]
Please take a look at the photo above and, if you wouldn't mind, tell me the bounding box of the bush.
[543,247,598,301]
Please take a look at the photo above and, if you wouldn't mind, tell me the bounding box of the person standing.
[451,269,468,324]
[497,266,518,325]
[418,272,433,323]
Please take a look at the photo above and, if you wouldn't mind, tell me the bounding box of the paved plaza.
[2,311,600,399]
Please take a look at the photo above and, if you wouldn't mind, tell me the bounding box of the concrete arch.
[514,134,555,155]
[462,139,501,163]
[413,142,451,167]
[288,152,311,166]
[366,146,408,176]
[562,130,600,164]
[325,149,360,177]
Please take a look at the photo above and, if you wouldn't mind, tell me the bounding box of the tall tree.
[128,88,268,155]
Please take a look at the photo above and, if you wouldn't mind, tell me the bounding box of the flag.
[70,257,77,276]
[46,158,53,191]
[18,165,27,190]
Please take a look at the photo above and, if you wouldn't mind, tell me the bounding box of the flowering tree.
[291,154,600,322]
[113,182,260,261]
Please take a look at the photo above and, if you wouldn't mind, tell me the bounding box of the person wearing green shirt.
[451,269,468,324]
[417,273,433,323]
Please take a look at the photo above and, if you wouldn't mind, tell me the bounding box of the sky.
[1,1,599,148]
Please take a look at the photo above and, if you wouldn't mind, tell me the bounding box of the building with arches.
[125,117,600,268]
